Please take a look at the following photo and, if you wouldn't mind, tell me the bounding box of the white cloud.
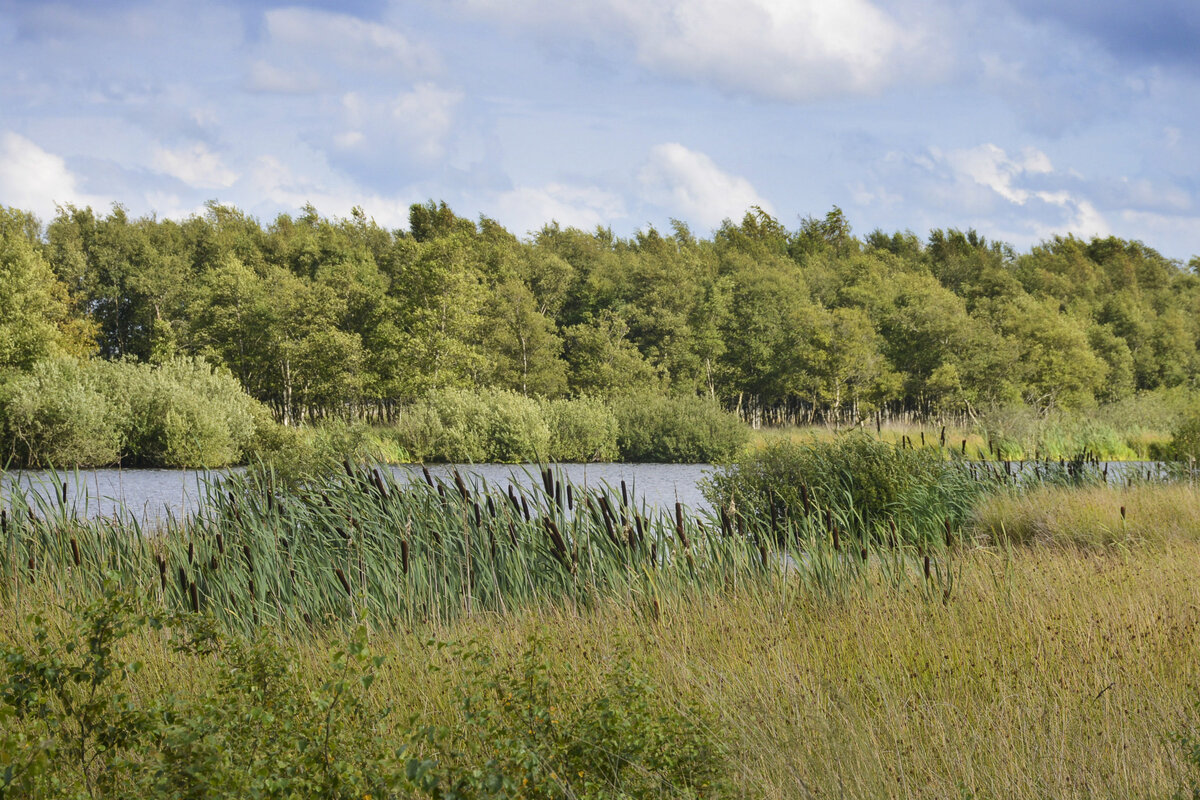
[938,144,1054,204]
[484,182,626,235]
[336,83,463,163]
[152,142,238,189]
[639,142,771,229]
[456,0,939,100]
[390,83,462,160]
[263,8,437,74]
[245,60,326,94]
[0,132,107,220]
[248,155,415,229]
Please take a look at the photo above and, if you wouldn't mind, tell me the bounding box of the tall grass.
[0,462,960,634]
[4,539,1199,799]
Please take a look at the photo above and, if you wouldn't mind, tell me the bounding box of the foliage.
[704,434,981,543]
[542,396,619,462]
[0,581,735,799]
[408,636,732,799]
[0,357,267,468]
[612,393,748,463]
[0,358,121,467]
[1168,404,1200,463]
[3,201,1197,434]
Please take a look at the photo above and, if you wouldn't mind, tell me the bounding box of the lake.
[0,460,1175,524]
[0,463,718,523]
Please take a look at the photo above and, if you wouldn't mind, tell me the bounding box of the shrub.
[704,433,980,542]
[542,396,619,462]
[612,393,748,463]
[95,357,262,468]
[1168,405,1200,463]
[485,389,551,463]
[409,636,733,799]
[0,358,121,467]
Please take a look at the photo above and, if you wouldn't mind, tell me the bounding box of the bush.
[1168,405,1200,463]
[704,433,980,542]
[0,583,404,799]
[612,393,748,463]
[95,357,263,468]
[409,636,733,799]
[486,390,552,463]
[0,584,737,799]
[542,396,619,462]
[0,358,121,467]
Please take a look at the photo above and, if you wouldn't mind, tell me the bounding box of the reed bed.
[0,464,963,633]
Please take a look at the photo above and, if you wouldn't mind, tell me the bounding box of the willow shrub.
[612,392,748,463]
[542,396,619,462]
[704,433,981,543]
[0,358,122,467]
[0,357,268,469]
[1167,404,1200,462]
[96,358,263,468]
[395,389,548,463]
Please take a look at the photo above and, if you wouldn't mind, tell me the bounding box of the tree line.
[2,201,1198,426]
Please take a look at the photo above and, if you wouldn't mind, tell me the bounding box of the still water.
[0,463,717,523]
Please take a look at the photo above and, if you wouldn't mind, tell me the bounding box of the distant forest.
[2,201,1198,425]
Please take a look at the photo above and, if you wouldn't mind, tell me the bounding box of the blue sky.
[1,0,1197,260]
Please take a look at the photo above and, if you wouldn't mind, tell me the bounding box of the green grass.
[5,464,1200,797]
[4,536,1200,798]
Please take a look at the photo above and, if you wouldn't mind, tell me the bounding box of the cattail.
[486,495,497,518]
[520,496,530,523]
[801,484,811,516]
[961,439,967,455]
[243,544,254,573]
[70,538,81,567]
[888,518,898,548]
[860,546,868,562]
[923,552,931,582]
[188,541,194,564]
[565,484,574,511]
[940,425,946,447]
[210,554,219,571]
[1,508,6,537]
[422,465,435,487]
[920,431,925,447]
[831,522,841,552]
[61,481,68,505]
[157,554,167,592]
[453,470,469,500]
[401,539,410,575]
[27,555,35,576]
[216,533,225,555]
[1120,505,1127,522]
[944,518,953,548]
[620,480,629,508]
[473,502,482,527]
[334,567,352,597]
[247,578,256,602]
[188,581,199,613]
[675,503,687,546]
[178,566,188,598]
[542,518,572,572]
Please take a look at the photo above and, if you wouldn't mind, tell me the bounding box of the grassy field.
[2,538,1199,798]
[3,467,1200,798]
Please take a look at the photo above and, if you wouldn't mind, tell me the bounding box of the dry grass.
[5,488,1200,798]
[971,482,1200,548]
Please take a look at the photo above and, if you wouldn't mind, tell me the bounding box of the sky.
[0,0,1198,260]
